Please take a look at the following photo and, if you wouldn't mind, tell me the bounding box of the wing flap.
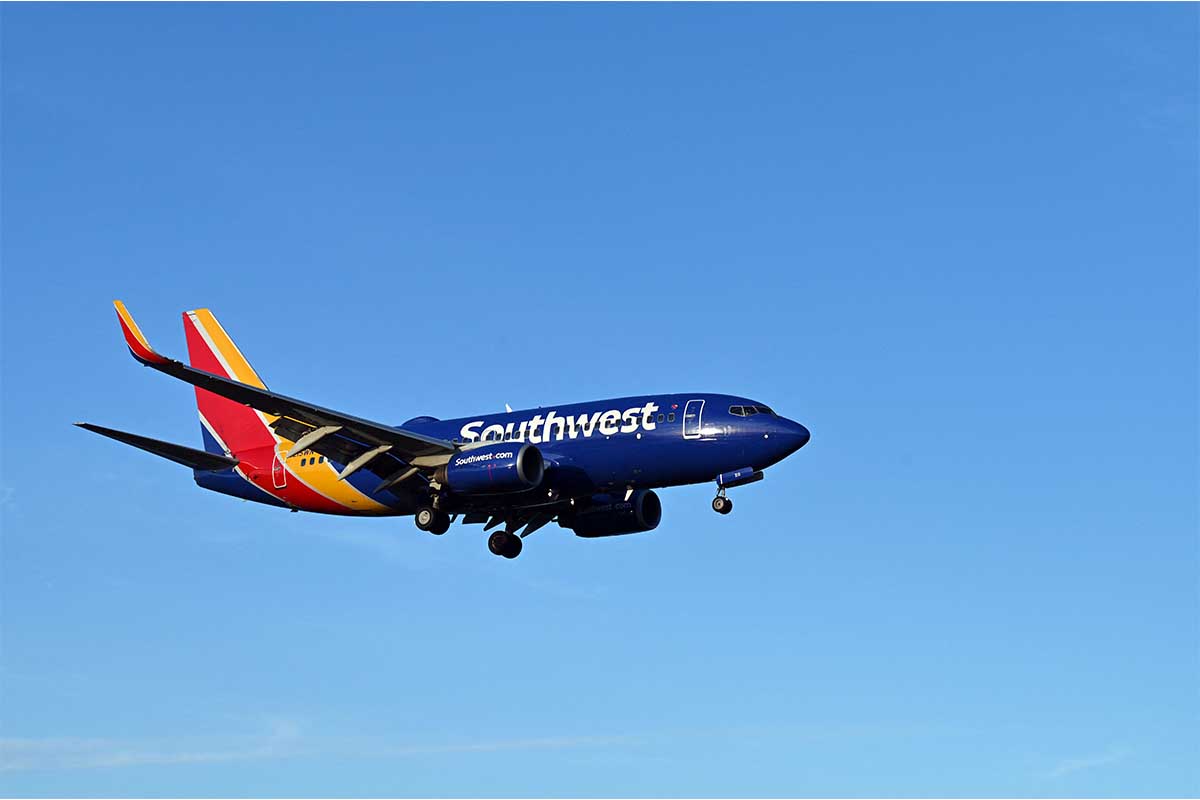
[269,417,428,486]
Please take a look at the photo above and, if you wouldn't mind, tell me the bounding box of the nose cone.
[772,419,811,455]
[778,418,811,456]
[757,416,811,468]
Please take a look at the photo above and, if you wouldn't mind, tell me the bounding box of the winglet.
[114,301,169,365]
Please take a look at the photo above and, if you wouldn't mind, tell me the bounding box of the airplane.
[76,301,811,559]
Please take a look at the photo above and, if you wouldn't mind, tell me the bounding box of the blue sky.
[1,4,1196,797]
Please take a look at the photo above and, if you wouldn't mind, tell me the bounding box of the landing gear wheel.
[712,496,733,515]
[415,506,437,531]
[416,506,450,534]
[488,531,523,559]
[428,512,451,535]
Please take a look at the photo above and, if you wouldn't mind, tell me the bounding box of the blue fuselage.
[194,392,810,515]
[405,392,810,498]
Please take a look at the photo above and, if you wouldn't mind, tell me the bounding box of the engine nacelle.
[436,443,544,495]
[565,490,662,538]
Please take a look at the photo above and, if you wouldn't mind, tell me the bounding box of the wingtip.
[112,301,168,365]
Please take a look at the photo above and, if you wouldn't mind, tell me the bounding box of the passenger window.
[300,458,307,466]
[319,457,325,463]
[667,413,675,422]
[657,414,664,423]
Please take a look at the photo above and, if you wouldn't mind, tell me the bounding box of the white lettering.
[457,402,665,446]
[642,402,659,430]
[544,410,565,441]
[598,410,621,436]
[576,412,602,438]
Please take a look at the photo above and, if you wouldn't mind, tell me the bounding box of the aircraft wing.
[112,302,458,477]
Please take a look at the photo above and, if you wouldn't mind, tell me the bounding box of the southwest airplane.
[78,302,811,559]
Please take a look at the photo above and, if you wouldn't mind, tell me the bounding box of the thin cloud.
[1,720,930,773]
[0,728,638,773]
[0,736,284,772]
[1046,747,1131,778]
[0,718,304,772]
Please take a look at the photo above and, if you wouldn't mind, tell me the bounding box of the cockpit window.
[732,405,758,416]
[731,404,776,417]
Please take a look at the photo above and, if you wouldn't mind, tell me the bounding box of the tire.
[415,506,436,531]
[712,496,733,515]
[504,535,523,559]
[488,531,522,559]
[429,511,450,536]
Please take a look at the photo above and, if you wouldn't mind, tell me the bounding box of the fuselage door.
[272,452,288,489]
[682,399,704,439]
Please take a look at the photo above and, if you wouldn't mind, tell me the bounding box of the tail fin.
[182,309,278,457]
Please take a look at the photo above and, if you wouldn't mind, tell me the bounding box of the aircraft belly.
[541,434,736,492]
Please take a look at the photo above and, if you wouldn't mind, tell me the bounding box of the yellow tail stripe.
[114,300,155,351]
[186,308,267,389]
[278,449,395,514]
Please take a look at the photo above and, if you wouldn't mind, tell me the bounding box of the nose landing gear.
[712,492,733,515]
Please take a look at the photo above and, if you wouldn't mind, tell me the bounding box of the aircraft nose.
[780,419,811,454]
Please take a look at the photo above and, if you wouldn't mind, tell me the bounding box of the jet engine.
[564,490,662,537]
[436,443,544,495]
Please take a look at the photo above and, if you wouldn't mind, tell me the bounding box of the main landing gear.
[488,530,523,559]
[711,492,733,515]
[415,502,524,559]
[415,505,451,535]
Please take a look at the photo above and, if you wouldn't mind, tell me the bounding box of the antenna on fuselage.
[505,403,513,413]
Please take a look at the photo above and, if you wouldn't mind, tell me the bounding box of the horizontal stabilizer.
[75,423,240,471]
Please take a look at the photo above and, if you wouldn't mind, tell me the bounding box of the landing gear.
[712,495,733,515]
[415,505,451,535]
[488,530,523,559]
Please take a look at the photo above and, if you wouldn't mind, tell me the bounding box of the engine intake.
[566,490,662,538]
[437,443,544,495]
